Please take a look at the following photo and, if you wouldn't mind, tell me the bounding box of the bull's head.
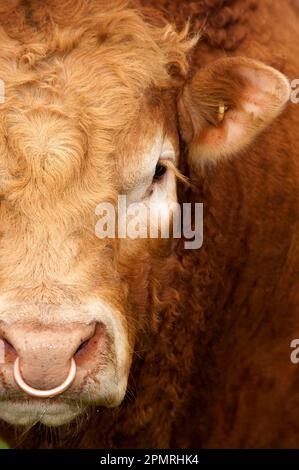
[0,3,289,427]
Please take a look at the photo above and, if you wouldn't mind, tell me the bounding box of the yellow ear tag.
[218,103,228,122]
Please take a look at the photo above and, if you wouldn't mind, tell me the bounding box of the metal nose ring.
[13,357,76,398]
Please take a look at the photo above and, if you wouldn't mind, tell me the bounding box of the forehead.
[0,29,178,195]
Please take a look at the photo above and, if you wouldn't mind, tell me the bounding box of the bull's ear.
[178,57,290,166]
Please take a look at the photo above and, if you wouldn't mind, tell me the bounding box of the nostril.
[75,339,90,355]
[0,338,17,363]
[74,323,105,366]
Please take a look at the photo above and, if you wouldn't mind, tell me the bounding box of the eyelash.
[153,162,167,181]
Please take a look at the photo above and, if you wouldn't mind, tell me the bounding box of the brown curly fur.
[137,0,258,52]
[1,0,299,449]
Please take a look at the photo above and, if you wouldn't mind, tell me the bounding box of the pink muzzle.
[13,357,76,398]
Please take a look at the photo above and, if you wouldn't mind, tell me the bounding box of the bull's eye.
[153,163,167,180]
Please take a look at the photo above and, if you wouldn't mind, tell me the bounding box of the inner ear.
[178,57,290,166]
